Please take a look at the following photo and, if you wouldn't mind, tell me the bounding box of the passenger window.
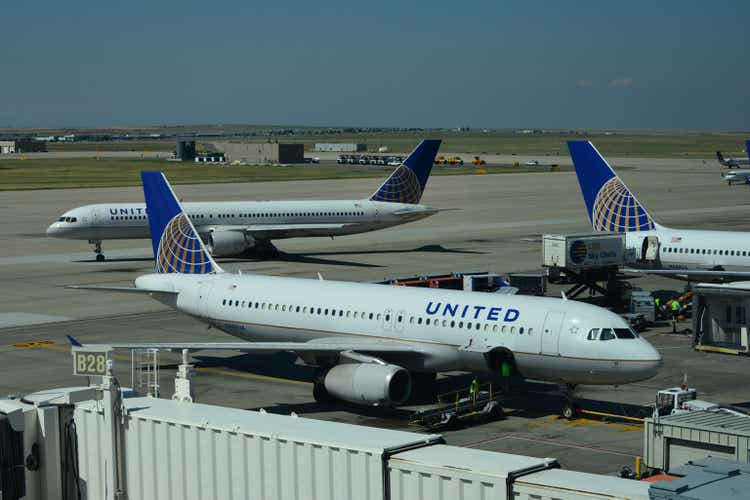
[475,323,480,330]
[385,314,390,322]
[425,318,430,325]
[417,317,422,325]
[450,321,456,328]
[222,299,226,305]
[511,326,516,334]
[519,327,525,334]
[492,325,498,333]
[502,325,507,333]
[528,328,533,335]
[369,313,373,319]
[466,322,471,329]
[397,315,402,322]
[377,314,382,320]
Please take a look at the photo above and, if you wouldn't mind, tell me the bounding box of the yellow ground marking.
[527,414,641,432]
[11,340,55,348]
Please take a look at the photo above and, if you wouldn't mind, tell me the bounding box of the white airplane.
[69,171,662,409]
[716,141,750,168]
[722,170,750,185]
[569,140,750,281]
[47,140,443,261]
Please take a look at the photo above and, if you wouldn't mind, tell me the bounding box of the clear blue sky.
[1,0,748,129]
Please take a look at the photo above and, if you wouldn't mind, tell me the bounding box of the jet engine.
[207,231,255,257]
[323,363,412,406]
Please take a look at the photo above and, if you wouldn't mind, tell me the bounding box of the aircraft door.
[197,281,215,317]
[540,311,565,356]
[382,308,394,331]
[641,236,660,263]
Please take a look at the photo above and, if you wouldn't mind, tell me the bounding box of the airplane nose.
[46,223,58,236]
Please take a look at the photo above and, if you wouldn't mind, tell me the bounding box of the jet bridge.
[692,282,750,354]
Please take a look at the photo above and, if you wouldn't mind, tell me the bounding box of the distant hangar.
[212,142,304,164]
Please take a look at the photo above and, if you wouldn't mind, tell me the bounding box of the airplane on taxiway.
[716,140,750,169]
[569,140,750,281]
[68,170,662,412]
[47,140,443,261]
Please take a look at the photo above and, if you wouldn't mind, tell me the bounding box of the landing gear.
[312,369,333,404]
[559,383,578,420]
[89,239,105,262]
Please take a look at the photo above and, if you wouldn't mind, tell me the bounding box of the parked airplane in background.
[47,140,442,261]
[569,140,750,281]
[716,140,750,168]
[69,171,661,410]
[722,169,750,185]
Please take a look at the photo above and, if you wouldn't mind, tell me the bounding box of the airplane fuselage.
[135,273,662,386]
[47,200,437,241]
[625,227,750,271]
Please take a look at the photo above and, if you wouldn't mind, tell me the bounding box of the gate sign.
[72,347,112,377]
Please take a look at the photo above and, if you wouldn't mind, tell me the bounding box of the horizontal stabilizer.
[66,285,169,294]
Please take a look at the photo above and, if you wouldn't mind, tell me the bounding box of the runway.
[3,154,750,474]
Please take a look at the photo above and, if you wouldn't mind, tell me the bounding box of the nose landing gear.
[560,383,578,420]
[89,239,105,262]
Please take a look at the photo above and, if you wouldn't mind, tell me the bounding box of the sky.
[1,1,748,130]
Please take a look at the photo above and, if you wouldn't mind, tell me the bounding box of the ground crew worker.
[469,377,479,406]
[671,299,681,332]
[501,361,512,393]
[654,297,661,320]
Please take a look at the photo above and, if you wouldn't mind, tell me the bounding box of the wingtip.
[66,335,83,347]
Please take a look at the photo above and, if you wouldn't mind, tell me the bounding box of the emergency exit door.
[540,311,565,355]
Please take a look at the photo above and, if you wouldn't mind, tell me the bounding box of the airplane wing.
[200,223,355,239]
[69,338,426,357]
[623,267,750,282]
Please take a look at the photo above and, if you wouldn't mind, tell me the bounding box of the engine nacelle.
[207,231,255,257]
[324,363,412,406]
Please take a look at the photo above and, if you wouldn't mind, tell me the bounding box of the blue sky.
[1,1,748,129]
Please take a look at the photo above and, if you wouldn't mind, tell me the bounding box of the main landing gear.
[559,383,578,420]
[90,239,105,262]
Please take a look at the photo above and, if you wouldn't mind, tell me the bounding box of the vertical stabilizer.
[369,140,441,204]
[567,141,657,232]
[141,171,222,274]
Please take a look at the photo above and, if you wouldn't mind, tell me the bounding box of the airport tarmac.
[2,155,750,475]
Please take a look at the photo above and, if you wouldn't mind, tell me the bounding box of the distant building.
[314,143,366,153]
[0,139,47,154]
[213,142,304,164]
[175,141,196,161]
[194,152,226,163]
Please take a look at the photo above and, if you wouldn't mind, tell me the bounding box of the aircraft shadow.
[74,257,153,263]
[219,251,382,268]
[302,244,487,257]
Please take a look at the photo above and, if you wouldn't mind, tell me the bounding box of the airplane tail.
[141,171,222,274]
[567,141,658,232]
[369,139,441,204]
[716,151,728,165]
[746,140,750,161]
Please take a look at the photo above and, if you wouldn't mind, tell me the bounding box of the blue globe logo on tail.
[370,165,423,203]
[369,139,441,205]
[156,213,214,274]
[592,177,655,232]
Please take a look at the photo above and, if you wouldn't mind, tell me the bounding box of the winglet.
[67,335,83,347]
[717,151,726,165]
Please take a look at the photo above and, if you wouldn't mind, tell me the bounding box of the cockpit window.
[614,328,637,339]
[587,328,599,340]
[58,217,66,222]
[599,328,616,340]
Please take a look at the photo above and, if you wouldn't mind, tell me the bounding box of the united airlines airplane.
[70,171,661,409]
[47,140,442,261]
[716,140,750,168]
[569,140,750,281]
